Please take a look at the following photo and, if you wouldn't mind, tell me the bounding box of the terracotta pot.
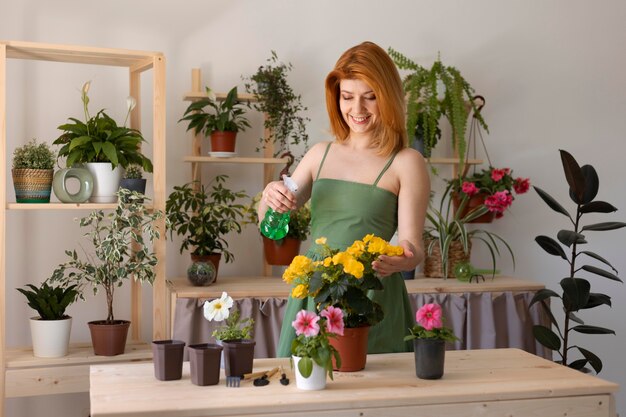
[329,326,370,372]
[88,320,130,356]
[191,253,221,281]
[152,340,185,381]
[413,338,445,379]
[262,236,301,265]
[452,192,495,223]
[187,343,223,386]
[222,339,256,377]
[423,240,471,279]
[210,131,237,153]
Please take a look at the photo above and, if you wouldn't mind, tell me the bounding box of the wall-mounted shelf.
[183,156,288,164]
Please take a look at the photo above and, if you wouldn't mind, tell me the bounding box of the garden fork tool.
[225,376,241,387]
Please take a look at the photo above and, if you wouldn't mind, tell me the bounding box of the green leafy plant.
[179,86,251,135]
[12,139,56,170]
[123,164,143,179]
[166,175,248,262]
[49,189,164,323]
[387,48,488,171]
[243,51,310,160]
[53,81,153,172]
[530,150,625,374]
[17,282,79,320]
[425,182,514,278]
[244,192,311,241]
[404,303,459,342]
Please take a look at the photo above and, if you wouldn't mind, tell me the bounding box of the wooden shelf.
[4,342,151,398]
[427,157,482,165]
[6,202,154,210]
[183,156,288,164]
[183,91,258,103]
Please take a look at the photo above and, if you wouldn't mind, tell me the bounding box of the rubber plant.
[530,149,625,374]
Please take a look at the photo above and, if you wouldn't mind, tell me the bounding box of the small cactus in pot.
[119,164,147,199]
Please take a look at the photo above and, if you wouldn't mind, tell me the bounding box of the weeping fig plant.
[530,150,626,374]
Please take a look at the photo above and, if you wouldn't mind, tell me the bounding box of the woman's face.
[339,78,379,136]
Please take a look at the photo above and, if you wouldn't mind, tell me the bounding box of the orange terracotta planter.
[452,192,495,223]
[210,131,237,153]
[329,326,370,372]
[262,236,301,265]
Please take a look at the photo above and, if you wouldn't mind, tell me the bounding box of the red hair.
[325,41,407,156]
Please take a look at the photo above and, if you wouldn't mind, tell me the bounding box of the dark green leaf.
[579,201,617,214]
[559,150,585,204]
[572,325,615,335]
[569,359,588,370]
[582,293,611,309]
[578,346,603,374]
[581,265,622,282]
[580,251,617,273]
[533,186,571,218]
[529,288,561,308]
[297,356,313,378]
[560,277,590,311]
[568,312,584,325]
[533,325,561,350]
[578,165,599,204]
[557,230,586,247]
[535,235,567,259]
[581,222,626,232]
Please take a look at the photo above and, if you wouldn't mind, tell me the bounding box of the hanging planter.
[452,192,495,224]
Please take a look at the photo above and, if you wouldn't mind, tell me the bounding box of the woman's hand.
[261,180,297,213]
[372,240,419,277]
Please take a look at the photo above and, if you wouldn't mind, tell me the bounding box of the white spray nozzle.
[282,175,298,193]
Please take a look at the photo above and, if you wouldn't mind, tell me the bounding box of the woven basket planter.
[424,239,471,279]
[12,168,53,203]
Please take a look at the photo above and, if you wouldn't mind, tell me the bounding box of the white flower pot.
[293,355,327,390]
[85,162,122,203]
[29,316,72,358]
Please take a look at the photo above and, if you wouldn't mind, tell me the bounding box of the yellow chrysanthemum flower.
[315,237,327,245]
[291,284,308,299]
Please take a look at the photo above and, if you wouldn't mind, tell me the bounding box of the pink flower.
[484,190,513,213]
[416,303,443,330]
[513,178,530,194]
[292,310,320,337]
[461,181,479,197]
[491,168,509,182]
[321,306,344,336]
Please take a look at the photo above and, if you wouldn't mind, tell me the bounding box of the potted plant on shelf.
[405,303,459,379]
[283,235,401,372]
[448,166,531,223]
[49,188,164,356]
[119,164,147,197]
[530,150,625,374]
[243,51,310,161]
[17,282,79,358]
[203,292,255,379]
[53,81,153,203]
[387,47,488,171]
[11,138,56,203]
[166,175,248,278]
[424,182,514,278]
[290,307,343,390]
[179,86,250,154]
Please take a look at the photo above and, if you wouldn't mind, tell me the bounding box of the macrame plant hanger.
[463,95,492,178]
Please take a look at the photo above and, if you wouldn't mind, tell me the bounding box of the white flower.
[82,81,91,94]
[203,291,233,322]
[126,96,137,112]
[206,87,217,102]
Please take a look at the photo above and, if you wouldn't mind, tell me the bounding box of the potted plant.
[405,303,459,379]
[119,164,147,196]
[203,292,255,378]
[11,139,56,203]
[290,307,343,390]
[16,282,78,358]
[53,81,153,203]
[179,86,250,153]
[49,188,164,356]
[243,51,310,160]
[283,235,401,371]
[387,47,488,171]
[244,192,311,265]
[448,166,531,223]
[424,181,514,278]
[530,150,625,374]
[166,175,248,276]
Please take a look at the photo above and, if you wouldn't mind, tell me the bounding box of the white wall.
[2,0,626,415]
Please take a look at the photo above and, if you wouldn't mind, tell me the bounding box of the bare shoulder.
[292,141,333,181]
[393,147,428,177]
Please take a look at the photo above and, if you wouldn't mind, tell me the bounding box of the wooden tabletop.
[90,348,617,417]
[168,275,545,299]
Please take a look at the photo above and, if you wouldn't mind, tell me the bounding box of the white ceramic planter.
[293,355,327,390]
[29,316,72,358]
[85,162,122,203]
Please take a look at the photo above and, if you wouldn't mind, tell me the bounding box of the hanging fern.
[387,47,488,173]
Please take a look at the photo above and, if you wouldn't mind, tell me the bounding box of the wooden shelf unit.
[0,40,167,410]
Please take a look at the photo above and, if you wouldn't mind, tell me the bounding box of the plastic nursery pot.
[222,339,256,377]
[413,338,445,379]
[210,131,237,153]
[329,326,370,372]
[88,320,130,356]
[152,340,186,381]
[187,343,223,386]
[292,355,327,390]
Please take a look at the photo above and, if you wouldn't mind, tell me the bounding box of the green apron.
[276,143,414,357]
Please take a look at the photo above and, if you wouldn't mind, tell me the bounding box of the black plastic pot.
[152,340,185,381]
[413,338,445,379]
[222,339,256,377]
[188,343,223,386]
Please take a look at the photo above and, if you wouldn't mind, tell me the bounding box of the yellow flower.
[315,237,327,245]
[332,251,351,266]
[346,240,365,257]
[283,255,313,283]
[343,256,364,278]
[363,234,375,243]
[323,257,333,267]
[367,236,388,254]
[291,284,308,299]
[384,245,404,256]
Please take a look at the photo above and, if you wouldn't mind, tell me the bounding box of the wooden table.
[90,348,618,417]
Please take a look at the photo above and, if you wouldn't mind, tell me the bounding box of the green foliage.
[179,86,251,135]
[212,310,254,341]
[53,82,153,172]
[12,139,56,170]
[530,150,626,374]
[166,176,248,262]
[243,51,310,161]
[404,324,459,343]
[49,189,164,323]
[425,182,514,278]
[387,47,488,172]
[16,282,78,320]
[243,192,311,241]
[290,315,341,380]
[123,164,143,179]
